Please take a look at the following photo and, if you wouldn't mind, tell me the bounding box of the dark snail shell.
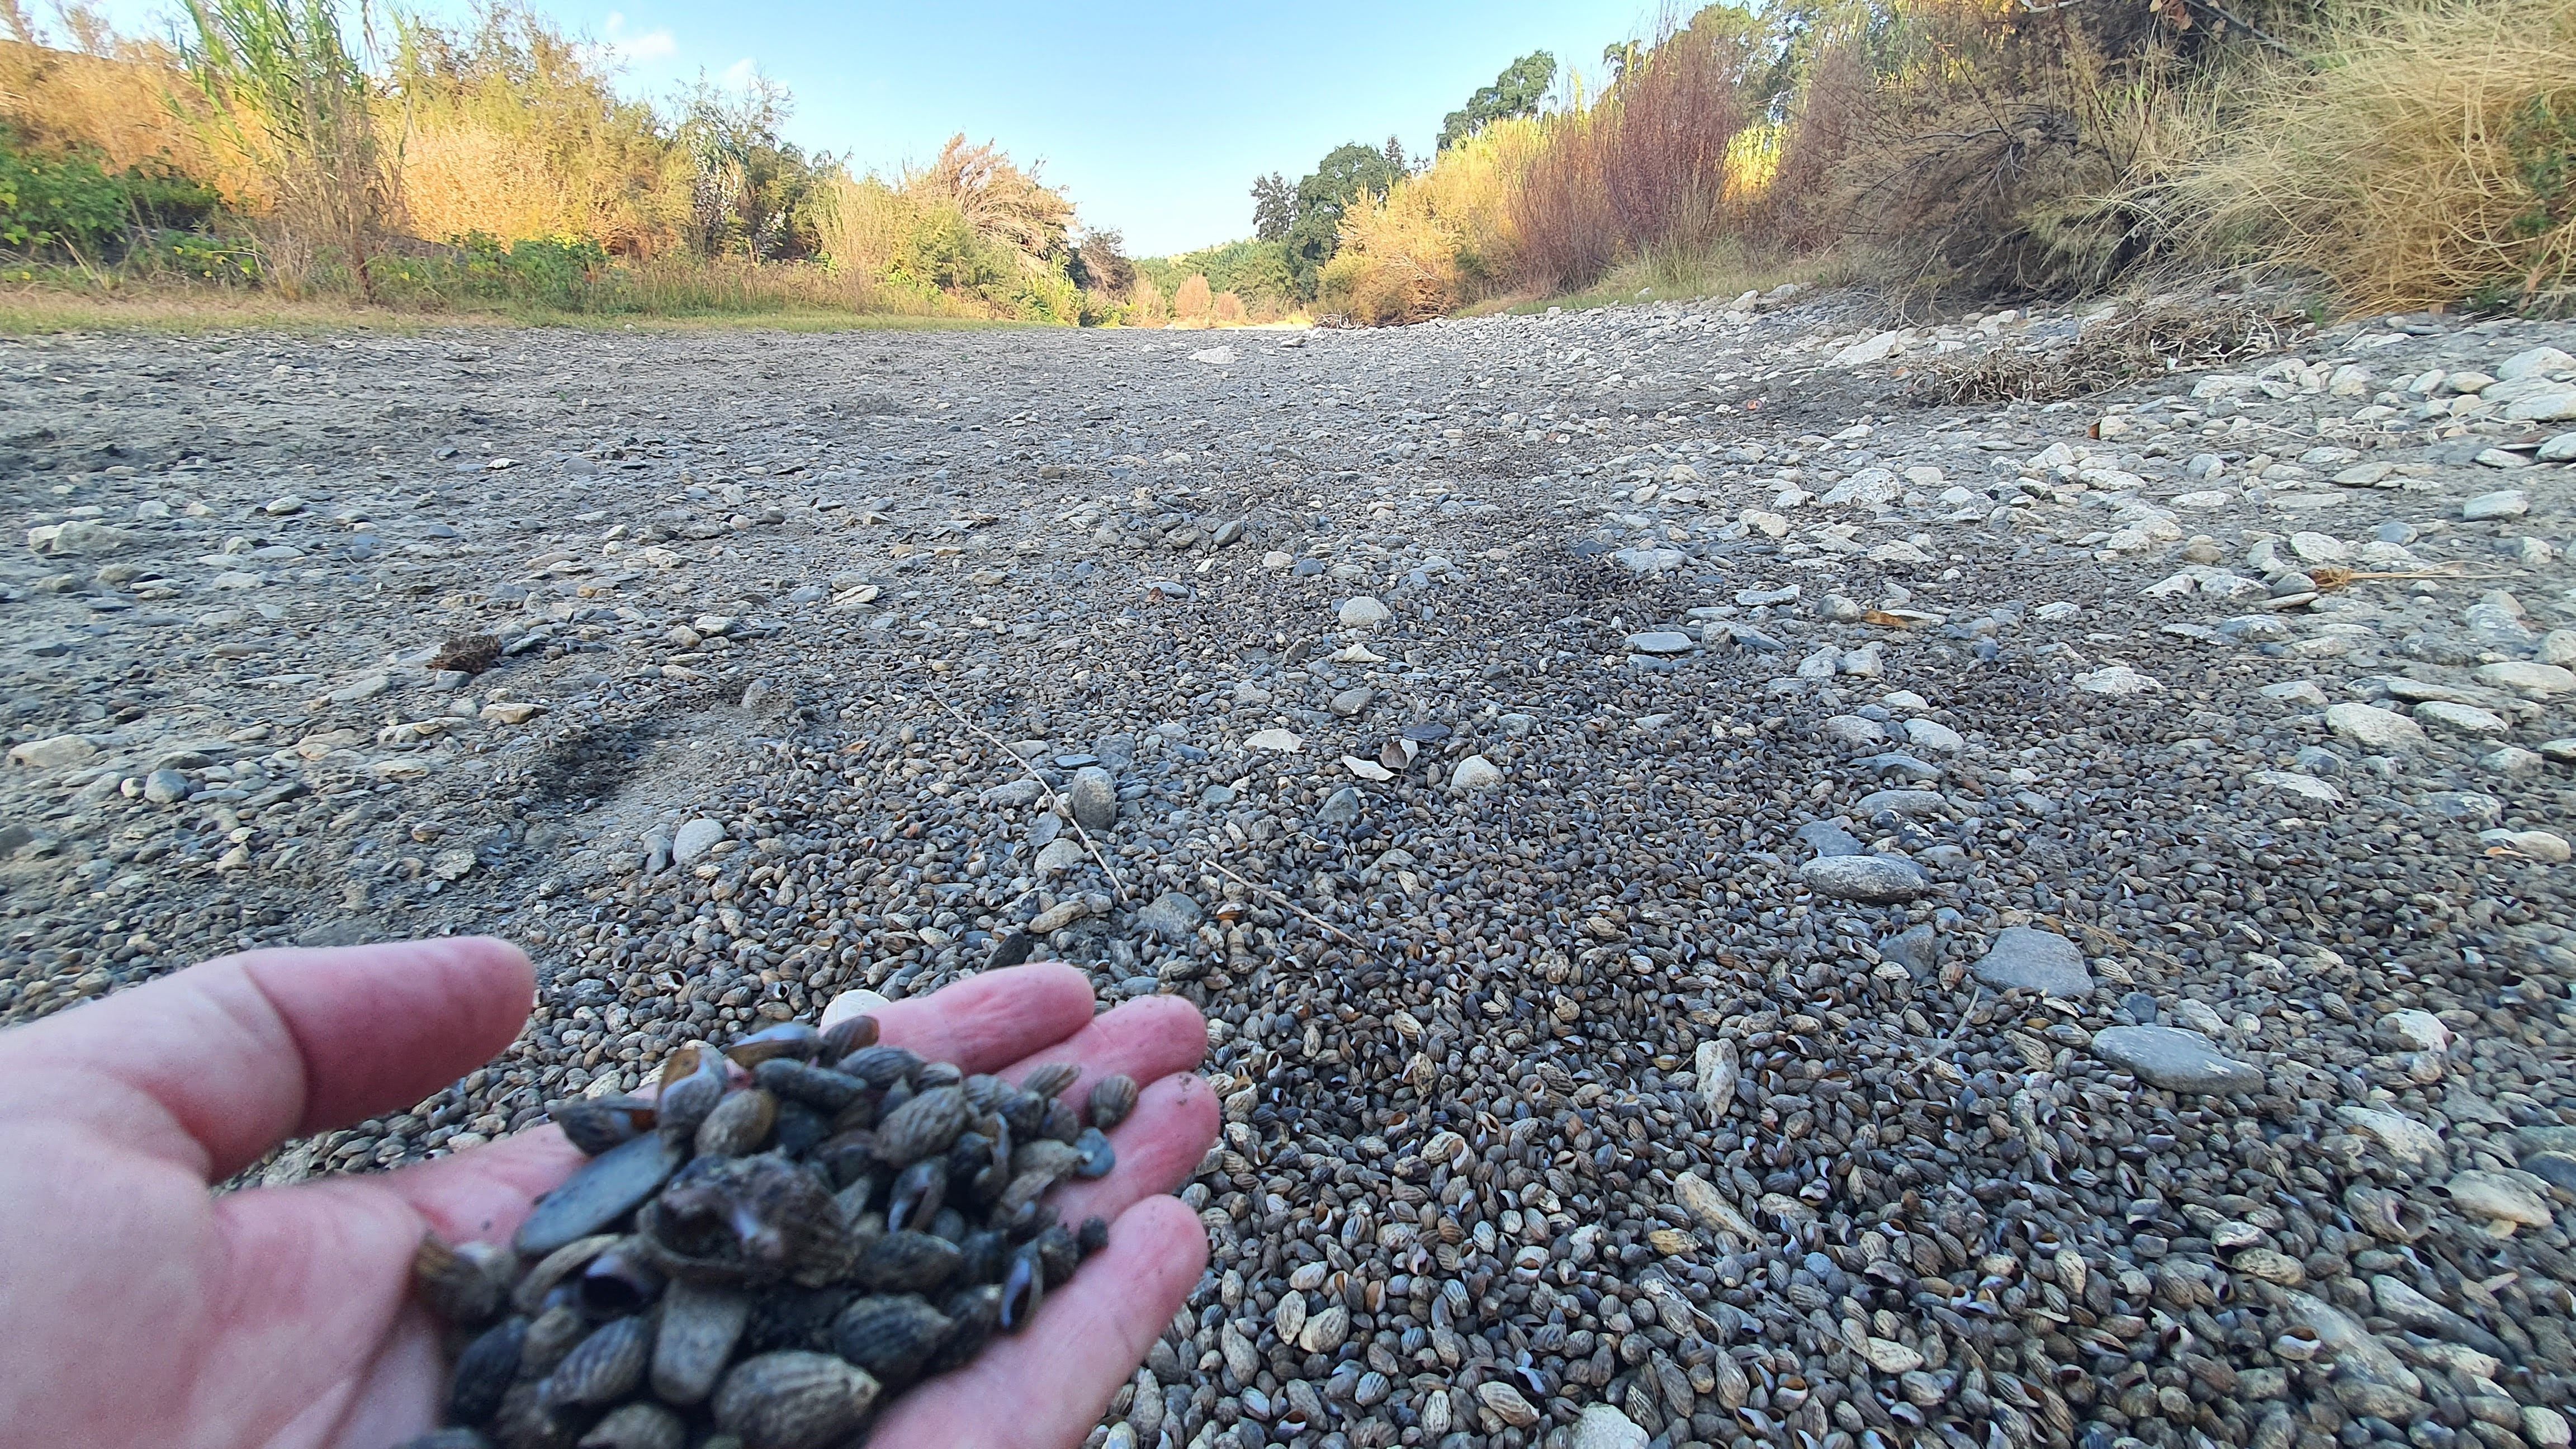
[647,1279,750,1405]
[514,1134,684,1258]
[1019,1060,1080,1100]
[752,1059,865,1114]
[712,1351,881,1449]
[1085,1073,1139,1130]
[1033,1223,1082,1287]
[520,1304,588,1377]
[1077,1214,1111,1257]
[957,1228,1010,1285]
[817,1013,879,1059]
[927,1284,1002,1374]
[1072,1126,1117,1180]
[835,1043,921,1088]
[724,1021,822,1068]
[851,1229,963,1292]
[694,1088,779,1158]
[574,1401,686,1449]
[913,1060,964,1090]
[512,1235,620,1317]
[415,1235,513,1326]
[447,1317,528,1427]
[999,1243,1046,1330]
[832,1293,953,1388]
[654,1045,731,1146]
[491,1380,580,1449]
[538,1315,652,1409]
[575,1239,667,1319]
[638,1153,854,1288]
[873,1084,969,1165]
[884,1158,947,1234]
[549,1097,656,1157]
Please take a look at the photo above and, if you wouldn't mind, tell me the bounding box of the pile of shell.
[399,1014,1139,1449]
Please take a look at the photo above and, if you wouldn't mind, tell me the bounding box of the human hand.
[0,939,1219,1449]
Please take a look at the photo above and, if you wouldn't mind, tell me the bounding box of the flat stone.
[8,734,97,768]
[2480,827,2570,861]
[1033,837,1087,875]
[1971,926,2093,997]
[1798,854,1930,903]
[2250,770,2342,803]
[1793,821,1865,858]
[2447,1170,2553,1229]
[1626,631,1694,655]
[2475,661,2575,697]
[1244,728,1303,752]
[671,817,727,865]
[1318,785,1364,825]
[1329,686,1375,717]
[2463,490,2530,521]
[1135,891,1203,940]
[2336,1105,2443,1164]
[2414,700,2509,737]
[2091,1025,2264,1093]
[2074,666,2159,695]
[1853,788,1945,817]
[2326,702,2426,750]
[1902,717,1964,754]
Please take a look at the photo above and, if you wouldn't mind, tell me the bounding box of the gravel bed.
[4,295,2575,1449]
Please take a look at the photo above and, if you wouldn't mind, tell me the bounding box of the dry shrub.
[391,5,682,255]
[1910,299,2305,403]
[1212,290,1245,323]
[2179,0,2576,311]
[1509,21,1755,290]
[0,29,237,183]
[1128,275,1167,326]
[1321,114,1538,323]
[1172,272,1212,321]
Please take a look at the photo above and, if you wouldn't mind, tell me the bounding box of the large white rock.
[1336,596,1391,629]
[1571,1405,1651,1449]
[2325,702,2425,750]
[1450,755,1503,792]
[2476,661,2575,698]
[671,817,727,865]
[8,734,97,768]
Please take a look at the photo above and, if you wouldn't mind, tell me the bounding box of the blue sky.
[82,0,1653,254]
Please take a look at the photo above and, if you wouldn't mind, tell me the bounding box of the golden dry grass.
[2179,0,2576,310]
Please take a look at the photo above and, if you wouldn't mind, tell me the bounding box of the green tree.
[1251,172,1293,242]
[1436,50,1555,151]
[1285,140,1396,298]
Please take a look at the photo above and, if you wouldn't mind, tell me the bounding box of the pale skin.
[0,937,1221,1449]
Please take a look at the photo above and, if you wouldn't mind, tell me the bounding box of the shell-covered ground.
[3,295,2574,1449]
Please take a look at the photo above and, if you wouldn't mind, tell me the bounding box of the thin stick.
[917,690,1132,903]
[1187,845,1368,948]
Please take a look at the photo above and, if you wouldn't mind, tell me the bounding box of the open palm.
[0,939,1219,1449]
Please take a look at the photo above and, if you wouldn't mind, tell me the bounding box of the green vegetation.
[1437,51,1554,153]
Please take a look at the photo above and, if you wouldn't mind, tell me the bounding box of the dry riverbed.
[5,295,2576,1449]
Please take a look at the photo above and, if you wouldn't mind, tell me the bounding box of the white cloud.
[719,56,757,89]
[600,12,677,63]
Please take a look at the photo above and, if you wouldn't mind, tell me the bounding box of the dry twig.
[917,690,1132,903]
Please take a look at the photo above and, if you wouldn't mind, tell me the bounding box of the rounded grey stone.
[1068,766,1119,833]
[671,817,727,866]
[1797,854,1929,903]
